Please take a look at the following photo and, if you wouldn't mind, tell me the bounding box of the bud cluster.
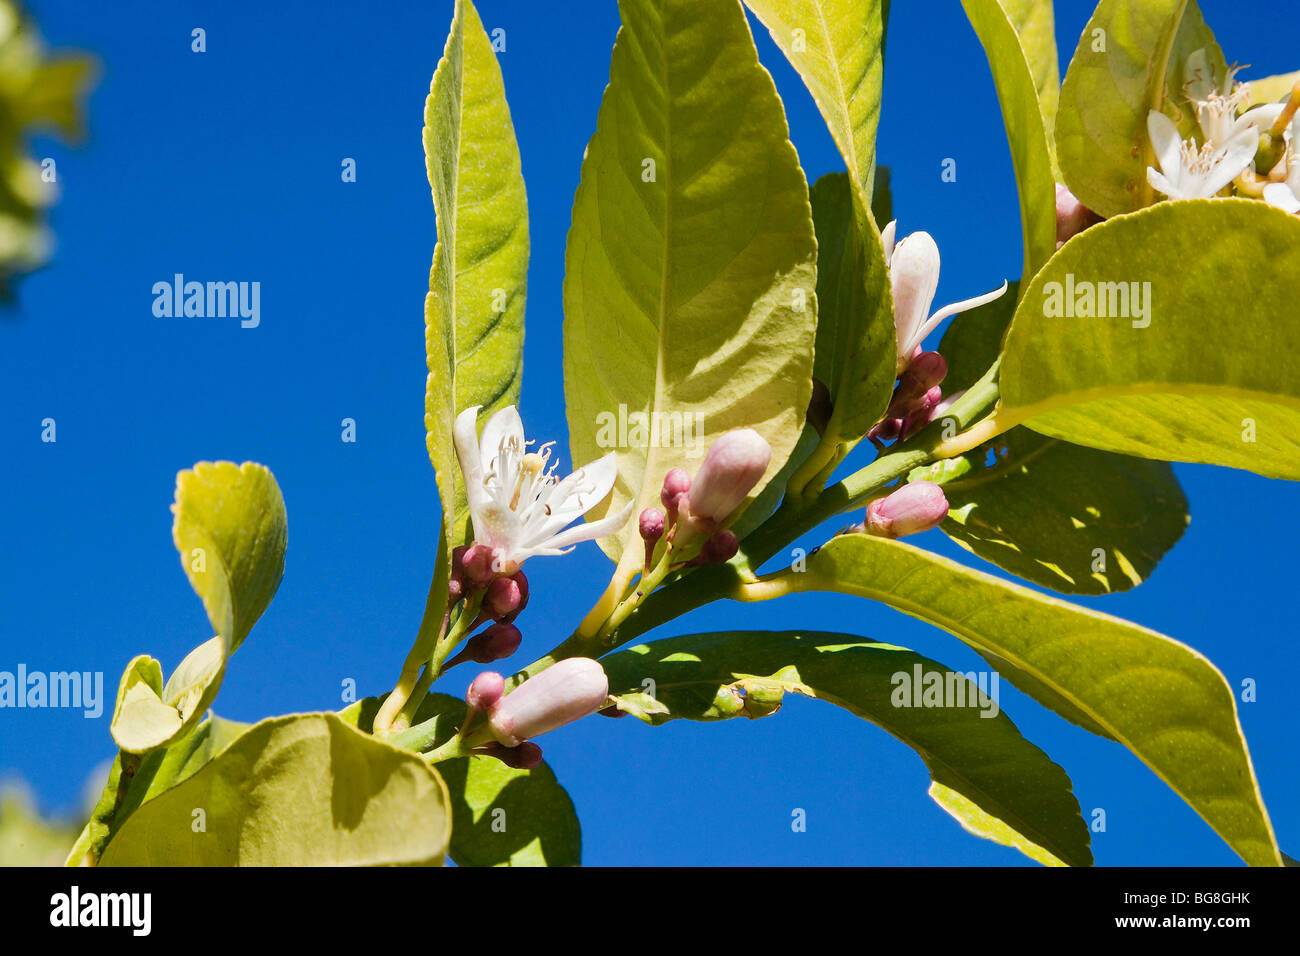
[639,429,770,570]
[442,544,532,671]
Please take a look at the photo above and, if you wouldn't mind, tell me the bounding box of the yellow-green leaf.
[563,0,817,576]
[424,0,529,563]
[171,461,287,653]
[771,534,1281,866]
[998,199,1300,478]
[100,714,451,866]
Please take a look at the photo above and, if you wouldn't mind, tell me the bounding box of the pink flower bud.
[449,545,469,603]
[639,507,665,542]
[466,671,505,712]
[1056,183,1102,248]
[894,351,947,406]
[479,741,544,770]
[864,481,949,538]
[461,543,498,590]
[462,622,523,664]
[483,575,522,621]
[661,469,691,522]
[687,429,772,524]
[489,658,609,747]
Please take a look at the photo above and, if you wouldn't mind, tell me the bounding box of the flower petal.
[889,231,940,359]
[1204,126,1259,196]
[541,501,633,553]
[478,405,525,471]
[1147,165,1181,200]
[1147,111,1183,176]
[880,219,897,266]
[913,280,1009,348]
[1264,182,1300,214]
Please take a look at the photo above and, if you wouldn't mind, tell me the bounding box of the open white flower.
[883,221,1007,372]
[1146,110,1258,200]
[454,405,630,572]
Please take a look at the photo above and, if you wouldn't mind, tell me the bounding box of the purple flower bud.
[461,543,498,590]
[688,529,739,566]
[483,575,522,621]
[661,469,692,522]
[893,351,948,406]
[687,429,772,525]
[489,658,610,747]
[864,481,949,538]
[500,570,528,624]
[479,741,544,770]
[899,386,944,439]
[462,622,523,664]
[1056,183,1101,249]
[449,545,469,603]
[466,671,505,712]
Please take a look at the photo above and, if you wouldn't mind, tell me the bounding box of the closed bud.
[500,570,528,624]
[462,622,523,664]
[687,429,771,524]
[461,543,498,590]
[483,575,522,621]
[1056,183,1101,249]
[489,658,610,747]
[864,481,949,538]
[639,507,665,542]
[449,545,469,603]
[466,671,505,712]
[899,386,944,439]
[892,351,948,408]
[688,529,739,566]
[661,469,692,522]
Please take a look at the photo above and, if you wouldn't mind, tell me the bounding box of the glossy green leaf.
[961,0,1058,281]
[1056,0,1223,218]
[172,461,286,654]
[564,0,817,575]
[100,714,451,866]
[999,199,1300,479]
[601,630,1091,866]
[747,0,896,443]
[425,0,529,558]
[938,279,1018,395]
[341,693,582,866]
[772,534,1281,866]
[913,428,1189,595]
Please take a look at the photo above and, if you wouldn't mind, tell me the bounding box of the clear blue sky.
[2,0,1295,866]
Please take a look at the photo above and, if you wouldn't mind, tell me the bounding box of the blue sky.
[2,0,1295,865]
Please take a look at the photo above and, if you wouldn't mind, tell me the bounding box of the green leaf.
[171,461,287,654]
[1055,0,1222,218]
[961,0,1058,282]
[938,279,1018,395]
[998,198,1300,479]
[340,694,582,866]
[601,630,1091,866]
[915,428,1189,595]
[1,786,80,867]
[563,0,817,575]
[424,0,529,560]
[99,714,451,866]
[777,534,1281,866]
[109,655,183,753]
[746,0,896,444]
[807,171,895,442]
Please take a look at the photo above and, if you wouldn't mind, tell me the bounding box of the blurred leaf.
[602,630,1091,866]
[914,428,1189,595]
[564,0,817,576]
[100,714,451,866]
[999,199,1300,479]
[0,785,79,866]
[424,0,529,566]
[1245,69,1300,107]
[784,534,1282,866]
